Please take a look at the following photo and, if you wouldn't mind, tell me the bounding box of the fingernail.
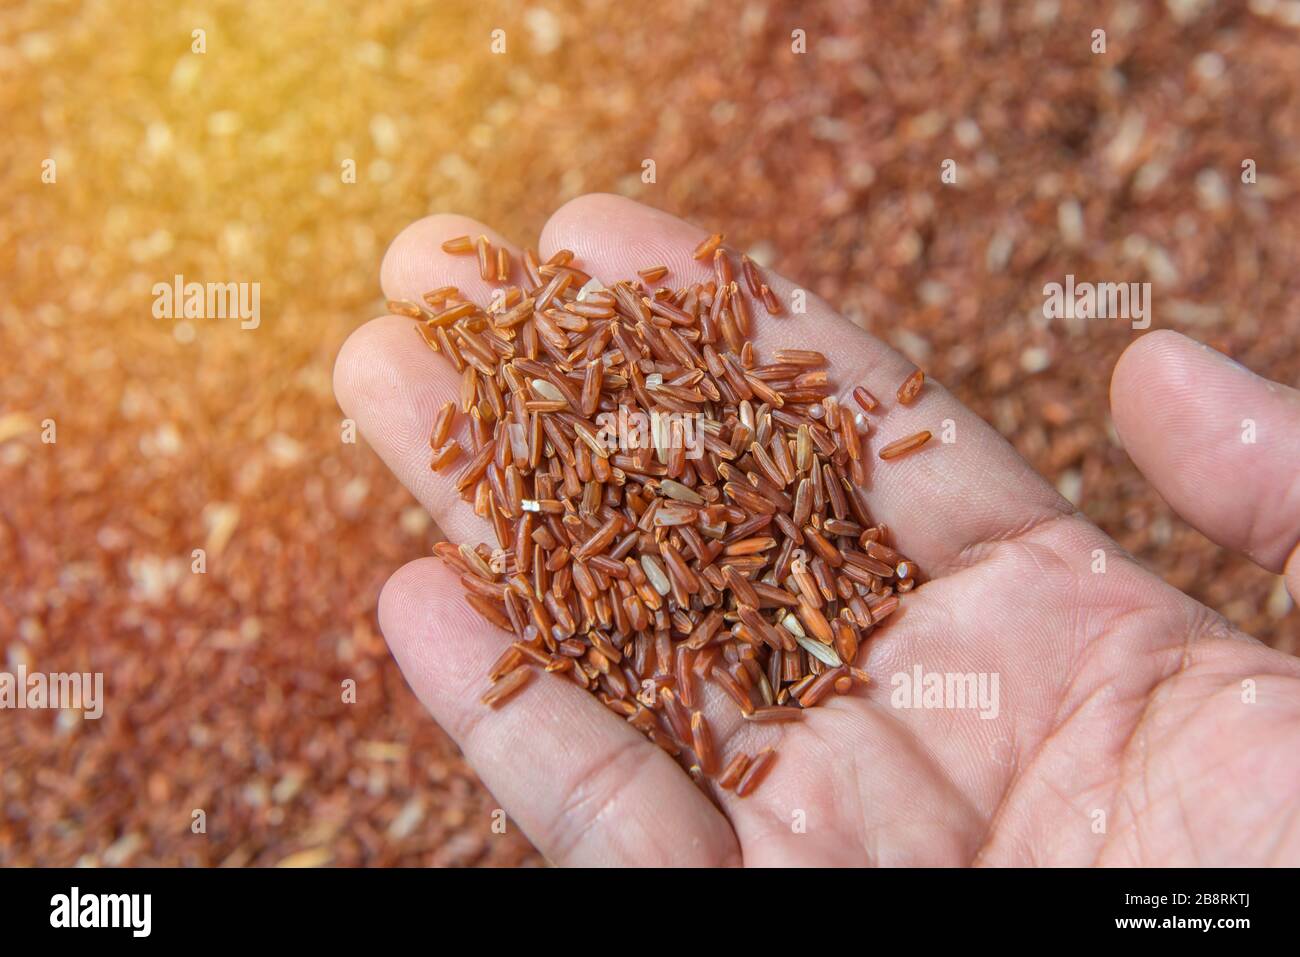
[1197,338,1258,380]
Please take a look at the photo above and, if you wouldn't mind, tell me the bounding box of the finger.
[350,219,741,862]
[333,214,518,543]
[379,557,741,866]
[378,214,511,307]
[537,193,1074,576]
[1111,330,1300,599]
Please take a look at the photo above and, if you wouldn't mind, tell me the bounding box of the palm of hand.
[335,195,1300,866]
[736,526,1300,866]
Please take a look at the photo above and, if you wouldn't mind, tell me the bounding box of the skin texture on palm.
[334,194,1300,866]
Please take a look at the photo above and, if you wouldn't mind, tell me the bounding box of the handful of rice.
[392,233,928,798]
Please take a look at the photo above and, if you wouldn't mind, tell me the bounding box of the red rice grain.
[739,254,762,297]
[717,752,751,790]
[744,706,804,723]
[676,646,696,708]
[481,666,532,707]
[735,748,777,798]
[896,369,925,405]
[430,440,462,471]
[387,299,425,319]
[410,237,924,796]
[430,400,456,448]
[878,430,932,460]
[852,386,879,413]
[797,665,846,707]
[693,233,724,260]
[690,711,716,774]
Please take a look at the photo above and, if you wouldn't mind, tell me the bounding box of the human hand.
[334,194,1300,866]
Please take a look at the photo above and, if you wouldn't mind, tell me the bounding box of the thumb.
[1110,330,1300,603]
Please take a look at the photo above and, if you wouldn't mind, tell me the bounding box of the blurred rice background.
[1,0,1297,865]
